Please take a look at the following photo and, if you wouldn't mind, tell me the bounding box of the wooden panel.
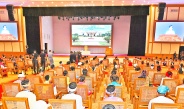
[0,9,9,21]
[154,7,167,20]
[148,43,152,54]
[161,43,170,54]
[0,42,4,51]
[170,44,180,54]
[167,7,179,20]
[12,42,20,52]
[4,42,12,52]
[20,42,24,52]
[179,7,184,20]
[152,43,161,54]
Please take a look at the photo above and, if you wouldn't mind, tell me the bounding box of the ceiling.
[0,0,184,7]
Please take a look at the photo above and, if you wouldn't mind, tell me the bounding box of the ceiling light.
[131,4,134,5]
[51,2,53,4]
[42,2,44,4]
[46,5,48,6]
[37,5,39,7]
[28,5,30,7]
[55,5,57,6]
[71,2,73,3]
[112,4,114,6]
[121,3,124,5]
[32,2,34,4]
[122,1,124,3]
[61,2,63,4]
[112,1,114,2]
[133,1,135,2]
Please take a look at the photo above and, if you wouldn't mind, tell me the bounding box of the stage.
[53,53,128,57]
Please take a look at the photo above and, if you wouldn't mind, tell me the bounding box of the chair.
[2,97,30,109]
[52,76,68,94]
[68,71,76,82]
[76,85,92,109]
[34,84,62,102]
[75,68,82,77]
[152,73,165,86]
[26,75,42,90]
[168,88,184,107]
[2,83,21,97]
[17,61,27,73]
[162,79,179,95]
[178,74,184,84]
[44,70,55,81]
[98,101,127,109]
[6,62,15,74]
[0,67,8,78]
[151,103,182,109]
[134,87,158,109]
[55,67,63,76]
[48,99,76,109]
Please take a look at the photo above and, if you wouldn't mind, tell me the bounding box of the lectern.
[105,47,113,56]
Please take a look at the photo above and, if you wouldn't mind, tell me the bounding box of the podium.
[105,47,113,56]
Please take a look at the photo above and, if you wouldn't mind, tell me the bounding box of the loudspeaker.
[6,4,15,21]
[158,3,166,20]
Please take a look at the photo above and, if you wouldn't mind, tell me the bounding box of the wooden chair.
[55,67,63,76]
[0,67,8,78]
[151,103,182,109]
[34,84,62,102]
[17,61,27,73]
[26,75,42,90]
[134,87,158,109]
[2,97,30,109]
[98,101,127,109]
[52,76,68,94]
[44,70,55,81]
[162,79,179,95]
[68,71,76,82]
[147,69,157,84]
[6,62,15,74]
[152,73,165,86]
[2,83,21,97]
[76,85,92,109]
[178,74,184,84]
[25,59,33,71]
[48,99,76,109]
[75,68,82,77]
[168,88,184,107]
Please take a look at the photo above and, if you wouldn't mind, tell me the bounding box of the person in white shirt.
[44,75,57,95]
[148,85,174,109]
[175,78,184,96]
[165,25,176,35]
[62,82,85,109]
[16,79,49,109]
[160,71,173,86]
[102,104,116,109]
[13,73,25,85]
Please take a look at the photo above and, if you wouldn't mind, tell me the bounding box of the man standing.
[48,50,54,66]
[32,50,39,74]
[40,50,46,71]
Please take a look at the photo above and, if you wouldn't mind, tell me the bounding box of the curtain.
[25,16,41,54]
[128,15,147,56]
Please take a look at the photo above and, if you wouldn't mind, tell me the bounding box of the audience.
[16,79,49,109]
[108,75,121,86]
[148,85,174,109]
[104,85,123,102]
[13,73,25,85]
[62,82,85,109]
[63,70,70,85]
[44,75,57,95]
[102,104,116,109]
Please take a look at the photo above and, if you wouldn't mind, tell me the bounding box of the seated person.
[49,64,56,75]
[108,75,121,86]
[82,68,89,77]
[148,85,174,109]
[16,79,49,109]
[62,82,85,109]
[103,85,123,102]
[44,75,57,95]
[78,76,86,85]
[32,100,49,109]
[175,78,184,96]
[160,71,173,86]
[70,66,75,71]
[128,60,133,66]
[103,104,116,109]
[63,70,70,85]
[13,73,25,85]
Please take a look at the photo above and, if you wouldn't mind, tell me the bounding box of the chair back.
[85,77,93,91]
[98,101,127,109]
[76,85,88,100]
[153,73,165,85]
[26,75,42,90]
[151,103,182,109]
[68,71,76,82]
[34,84,55,101]
[48,99,76,109]
[115,86,124,99]
[163,79,179,94]
[2,97,30,109]
[2,83,21,97]
[55,67,63,76]
[178,74,184,84]
[175,88,184,103]
[133,78,146,91]
[52,76,68,93]
[44,70,55,80]
[138,87,158,105]
[75,68,82,77]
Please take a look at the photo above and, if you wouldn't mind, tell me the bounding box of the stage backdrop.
[52,16,131,54]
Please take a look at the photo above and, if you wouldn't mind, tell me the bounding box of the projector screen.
[0,22,18,41]
[71,24,112,46]
[154,21,184,42]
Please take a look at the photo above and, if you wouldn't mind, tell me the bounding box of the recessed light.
[121,3,124,5]
[141,4,143,5]
[61,2,63,4]
[46,5,48,6]
[37,5,39,7]
[112,4,114,6]
[28,5,30,7]
[133,1,135,2]
[32,2,34,4]
[122,1,124,3]
[51,2,53,4]
[55,5,57,6]
[42,2,44,4]
[112,1,114,2]
[131,3,134,5]
[71,1,73,3]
